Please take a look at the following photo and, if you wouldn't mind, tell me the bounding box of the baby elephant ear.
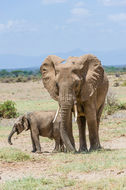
[22,116,29,131]
[40,55,64,101]
[79,54,104,101]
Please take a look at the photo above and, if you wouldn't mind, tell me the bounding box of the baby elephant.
[8,111,64,153]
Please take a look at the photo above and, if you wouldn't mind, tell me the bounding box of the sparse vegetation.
[0,69,40,77]
[0,148,32,162]
[0,74,126,189]
[121,80,126,86]
[113,82,120,87]
[104,66,126,74]
[0,69,41,83]
[103,91,126,116]
[0,100,18,118]
[80,177,126,190]
[53,149,126,173]
[1,177,75,190]
[0,66,126,83]
[1,176,126,190]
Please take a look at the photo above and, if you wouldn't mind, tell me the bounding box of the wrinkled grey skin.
[40,54,109,152]
[8,111,64,153]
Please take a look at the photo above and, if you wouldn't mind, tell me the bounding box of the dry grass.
[0,75,126,189]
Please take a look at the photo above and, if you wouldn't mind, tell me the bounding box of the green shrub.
[0,77,15,83]
[0,100,18,118]
[121,80,126,86]
[104,104,118,115]
[103,92,126,116]
[0,75,41,83]
[117,102,126,110]
[113,82,120,87]
[0,69,41,83]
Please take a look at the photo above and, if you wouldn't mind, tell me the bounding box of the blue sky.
[0,0,126,56]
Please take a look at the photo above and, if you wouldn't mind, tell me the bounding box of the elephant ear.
[78,54,104,101]
[40,55,65,101]
[22,116,29,131]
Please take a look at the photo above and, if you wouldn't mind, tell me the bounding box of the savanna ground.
[0,74,126,190]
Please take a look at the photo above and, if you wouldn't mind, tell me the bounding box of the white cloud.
[0,24,5,31]
[74,1,85,7]
[55,25,67,31]
[0,20,37,32]
[70,8,89,17]
[99,0,126,6]
[0,21,14,32]
[109,13,126,22]
[67,2,90,23]
[42,0,66,4]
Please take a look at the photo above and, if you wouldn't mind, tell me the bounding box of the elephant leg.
[87,118,99,151]
[96,103,105,149]
[30,131,37,153]
[60,139,65,152]
[85,106,100,151]
[77,116,88,152]
[53,138,60,152]
[31,130,41,153]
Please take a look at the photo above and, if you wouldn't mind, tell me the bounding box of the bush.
[117,102,126,110]
[0,77,15,83]
[0,100,18,118]
[103,91,126,116]
[121,80,126,86]
[0,75,41,83]
[113,82,119,87]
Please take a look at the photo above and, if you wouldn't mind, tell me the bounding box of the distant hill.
[0,49,126,69]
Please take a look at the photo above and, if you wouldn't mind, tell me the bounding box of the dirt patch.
[0,81,126,185]
[0,118,16,127]
[107,110,126,119]
[0,81,50,102]
[0,158,61,182]
[0,131,126,183]
[68,169,126,181]
[103,136,126,150]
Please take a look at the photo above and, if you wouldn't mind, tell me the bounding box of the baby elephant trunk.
[8,127,16,145]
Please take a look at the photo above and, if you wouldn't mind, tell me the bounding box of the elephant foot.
[66,147,77,153]
[60,146,65,152]
[52,149,60,153]
[61,147,67,153]
[78,147,88,153]
[31,149,37,153]
[36,150,42,154]
[89,144,103,152]
[67,150,77,154]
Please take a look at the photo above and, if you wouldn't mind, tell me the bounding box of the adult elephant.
[40,54,109,152]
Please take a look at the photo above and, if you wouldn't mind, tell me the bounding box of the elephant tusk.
[53,106,60,123]
[74,104,78,122]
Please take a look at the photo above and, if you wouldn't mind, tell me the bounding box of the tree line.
[0,66,126,78]
[104,66,126,73]
[0,69,41,77]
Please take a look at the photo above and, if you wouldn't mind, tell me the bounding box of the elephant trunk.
[60,104,75,152]
[8,126,16,145]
